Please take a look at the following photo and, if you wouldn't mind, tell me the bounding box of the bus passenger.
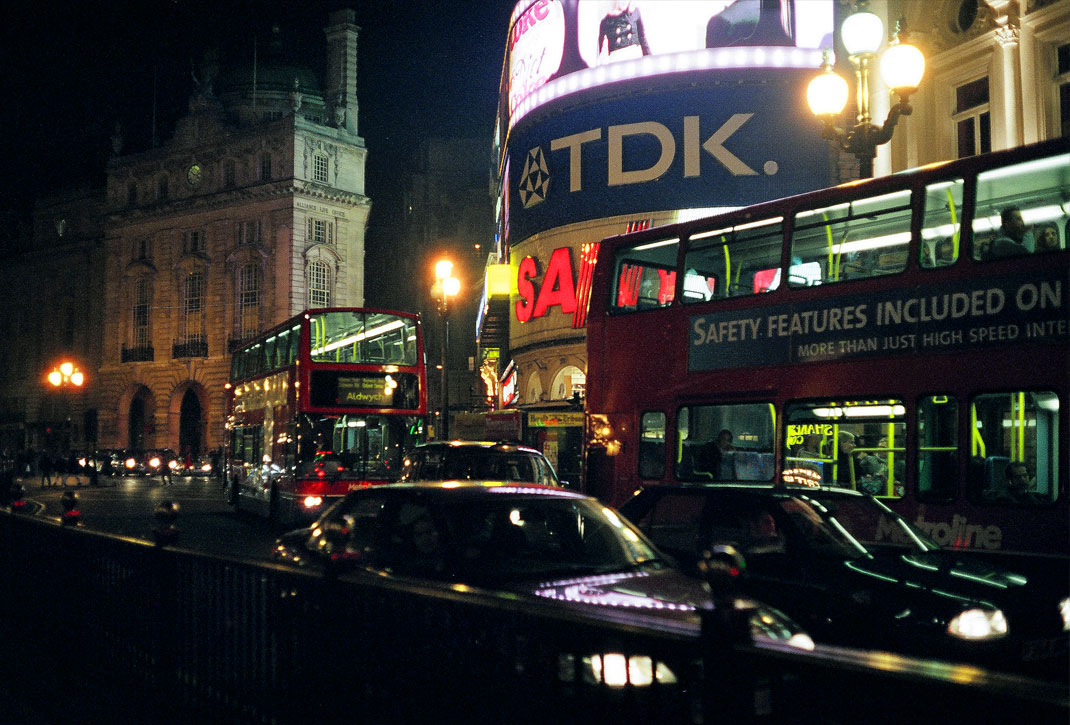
[991,462,1043,504]
[987,206,1033,259]
[1035,223,1060,252]
[834,432,857,488]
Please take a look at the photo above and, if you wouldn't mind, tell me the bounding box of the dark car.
[620,484,1070,680]
[399,441,566,487]
[273,483,814,664]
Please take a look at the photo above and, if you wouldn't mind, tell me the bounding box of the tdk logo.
[518,113,777,205]
[519,146,550,209]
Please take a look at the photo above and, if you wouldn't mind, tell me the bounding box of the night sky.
[2,0,512,245]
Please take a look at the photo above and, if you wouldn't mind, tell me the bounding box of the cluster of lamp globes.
[47,362,85,388]
[806,8,925,120]
[432,259,460,309]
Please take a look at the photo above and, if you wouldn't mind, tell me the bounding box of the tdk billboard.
[501,0,836,243]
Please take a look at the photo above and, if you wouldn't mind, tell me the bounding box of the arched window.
[550,365,586,400]
[308,260,332,307]
[181,272,205,343]
[238,264,262,339]
[133,278,152,349]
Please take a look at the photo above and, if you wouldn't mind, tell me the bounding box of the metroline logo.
[517,113,766,205]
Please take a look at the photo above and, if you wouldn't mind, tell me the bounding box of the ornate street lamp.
[432,259,460,439]
[807,3,925,178]
[46,360,87,480]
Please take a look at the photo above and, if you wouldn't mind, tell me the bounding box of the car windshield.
[405,447,559,486]
[776,493,938,560]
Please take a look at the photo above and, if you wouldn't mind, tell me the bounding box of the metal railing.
[172,338,208,359]
[0,511,1065,724]
[121,345,154,362]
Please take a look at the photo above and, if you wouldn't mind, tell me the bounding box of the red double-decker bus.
[585,139,1069,573]
[225,308,427,525]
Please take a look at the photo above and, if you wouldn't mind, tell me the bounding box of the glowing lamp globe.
[443,276,460,297]
[841,11,884,57]
[881,41,925,92]
[807,68,849,117]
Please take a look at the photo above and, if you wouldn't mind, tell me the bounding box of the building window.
[313,154,329,183]
[127,181,138,207]
[224,159,237,188]
[157,175,169,200]
[1058,43,1070,138]
[238,264,262,339]
[307,217,334,245]
[260,153,272,181]
[308,260,332,307]
[133,278,151,348]
[134,238,152,261]
[954,77,990,158]
[181,272,205,344]
[238,220,261,246]
[182,230,204,255]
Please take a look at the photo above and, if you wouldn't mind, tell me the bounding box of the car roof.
[632,483,864,499]
[347,481,586,500]
[411,440,544,455]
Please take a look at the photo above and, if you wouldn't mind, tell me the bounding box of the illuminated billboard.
[506,0,833,129]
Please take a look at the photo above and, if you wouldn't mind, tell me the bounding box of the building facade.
[0,9,370,461]
[483,0,1070,489]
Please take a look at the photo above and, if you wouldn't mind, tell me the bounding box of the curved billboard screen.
[506,0,833,130]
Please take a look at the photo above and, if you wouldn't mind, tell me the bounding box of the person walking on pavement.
[38,451,54,488]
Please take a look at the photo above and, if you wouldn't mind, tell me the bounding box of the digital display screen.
[506,0,833,128]
[310,371,421,410]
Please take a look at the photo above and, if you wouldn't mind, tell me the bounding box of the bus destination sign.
[689,268,1068,371]
[337,375,393,406]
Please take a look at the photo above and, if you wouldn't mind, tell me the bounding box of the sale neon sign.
[515,243,600,328]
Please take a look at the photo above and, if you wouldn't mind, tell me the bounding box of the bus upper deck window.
[683,217,783,302]
[921,179,965,269]
[791,190,911,286]
[973,152,1070,262]
[611,237,678,312]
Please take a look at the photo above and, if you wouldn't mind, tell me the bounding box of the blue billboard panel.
[506,73,831,243]
[689,268,1070,371]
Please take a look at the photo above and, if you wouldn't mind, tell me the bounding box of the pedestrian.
[39,451,54,488]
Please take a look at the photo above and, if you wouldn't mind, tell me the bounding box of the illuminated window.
[969,391,1059,506]
[181,272,205,344]
[610,237,678,313]
[954,77,990,159]
[238,264,262,339]
[308,260,331,307]
[918,395,958,503]
[920,179,964,268]
[791,190,911,286]
[313,154,329,183]
[677,403,776,483]
[133,278,151,348]
[684,217,783,301]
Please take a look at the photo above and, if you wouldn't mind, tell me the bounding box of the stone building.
[96,9,368,457]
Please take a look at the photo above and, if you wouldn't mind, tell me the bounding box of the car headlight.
[948,608,1008,640]
[1059,598,1069,632]
[302,495,323,510]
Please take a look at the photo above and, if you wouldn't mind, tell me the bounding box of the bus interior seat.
[734,451,774,481]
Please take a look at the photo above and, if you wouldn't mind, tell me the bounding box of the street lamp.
[432,259,460,439]
[46,360,86,480]
[807,3,925,178]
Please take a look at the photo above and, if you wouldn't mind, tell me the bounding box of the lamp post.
[432,259,460,440]
[807,3,925,178]
[47,361,86,481]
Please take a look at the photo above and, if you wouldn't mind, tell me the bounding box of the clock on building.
[187,164,202,187]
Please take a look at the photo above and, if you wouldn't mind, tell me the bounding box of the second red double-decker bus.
[585,139,1069,575]
[225,308,427,524]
